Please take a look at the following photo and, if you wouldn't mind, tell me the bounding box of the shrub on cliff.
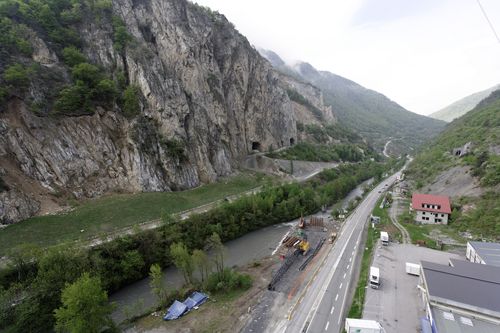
[122,85,141,117]
[3,63,31,90]
[62,46,87,67]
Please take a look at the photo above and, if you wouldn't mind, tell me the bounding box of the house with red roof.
[411,193,451,225]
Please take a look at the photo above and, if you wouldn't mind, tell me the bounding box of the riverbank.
[109,222,292,323]
[124,256,277,333]
[0,161,387,332]
[115,174,379,329]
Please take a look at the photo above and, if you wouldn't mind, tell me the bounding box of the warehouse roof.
[431,307,500,333]
[421,260,500,317]
[469,241,500,267]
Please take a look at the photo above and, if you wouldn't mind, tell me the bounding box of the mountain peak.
[257,48,286,67]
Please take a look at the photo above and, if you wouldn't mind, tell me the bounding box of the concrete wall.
[415,210,449,225]
[466,243,486,264]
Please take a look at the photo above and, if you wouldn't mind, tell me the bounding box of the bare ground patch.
[425,165,482,198]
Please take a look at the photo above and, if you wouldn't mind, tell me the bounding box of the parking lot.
[362,243,462,333]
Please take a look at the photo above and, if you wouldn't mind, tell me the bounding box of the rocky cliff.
[0,0,312,224]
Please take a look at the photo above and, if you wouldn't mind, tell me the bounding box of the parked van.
[405,262,420,276]
[380,231,389,246]
[369,266,380,289]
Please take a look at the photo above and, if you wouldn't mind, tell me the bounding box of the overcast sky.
[193,0,500,115]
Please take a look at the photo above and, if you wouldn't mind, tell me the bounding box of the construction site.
[241,210,343,333]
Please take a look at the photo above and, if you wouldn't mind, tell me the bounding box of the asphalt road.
[283,170,403,333]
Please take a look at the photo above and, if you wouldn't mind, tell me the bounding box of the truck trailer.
[345,318,382,333]
[369,266,380,289]
[405,262,420,276]
[380,231,389,246]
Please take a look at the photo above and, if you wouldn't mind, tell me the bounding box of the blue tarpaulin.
[188,292,208,308]
[183,291,208,310]
[420,317,433,333]
[164,292,209,321]
[163,300,188,321]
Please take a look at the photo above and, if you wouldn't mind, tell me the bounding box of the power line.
[476,0,500,44]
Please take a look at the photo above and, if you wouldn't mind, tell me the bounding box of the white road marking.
[338,231,363,325]
[343,273,346,279]
[330,306,335,314]
[349,257,352,262]
[347,264,350,269]
[339,283,343,289]
[335,294,339,301]
[325,321,330,331]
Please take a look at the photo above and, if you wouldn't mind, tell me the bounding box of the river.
[109,222,292,322]
[109,178,372,323]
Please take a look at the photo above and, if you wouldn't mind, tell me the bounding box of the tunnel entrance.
[252,141,262,151]
[290,138,295,145]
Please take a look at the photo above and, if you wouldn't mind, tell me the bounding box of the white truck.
[380,231,389,246]
[345,318,382,333]
[369,266,380,289]
[405,262,421,276]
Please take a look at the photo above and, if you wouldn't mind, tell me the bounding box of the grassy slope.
[0,173,270,254]
[371,197,401,242]
[406,90,500,240]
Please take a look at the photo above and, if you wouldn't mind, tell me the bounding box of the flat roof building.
[419,260,500,333]
[466,241,500,267]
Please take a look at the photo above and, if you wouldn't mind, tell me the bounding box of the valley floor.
[0,173,271,256]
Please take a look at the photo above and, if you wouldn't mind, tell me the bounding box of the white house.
[411,193,451,225]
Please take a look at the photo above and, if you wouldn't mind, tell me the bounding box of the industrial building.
[466,241,500,267]
[411,193,451,225]
[419,259,500,333]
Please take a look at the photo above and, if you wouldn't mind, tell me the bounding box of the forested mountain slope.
[430,84,500,122]
[259,49,446,155]
[406,89,500,239]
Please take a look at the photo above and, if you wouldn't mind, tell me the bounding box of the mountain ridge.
[259,49,446,155]
[429,84,500,122]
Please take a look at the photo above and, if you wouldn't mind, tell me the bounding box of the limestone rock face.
[0,0,298,223]
[0,189,40,225]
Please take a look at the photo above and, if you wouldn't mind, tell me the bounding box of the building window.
[423,212,426,215]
